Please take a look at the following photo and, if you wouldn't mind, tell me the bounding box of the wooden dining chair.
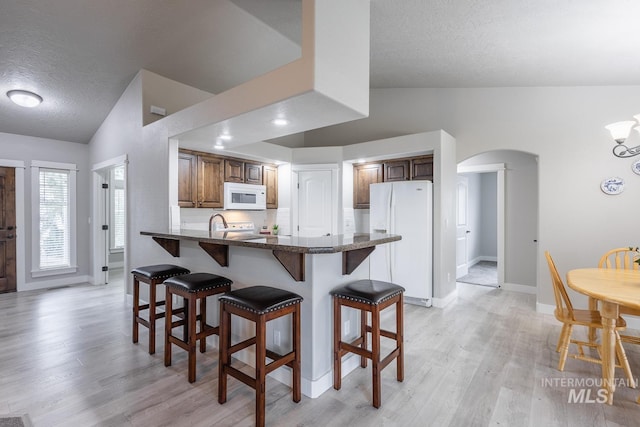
[545,251,635,385]
[595,247,640,345]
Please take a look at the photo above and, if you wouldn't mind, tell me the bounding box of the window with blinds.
[31,160,77,277]
[110,165,125,250]
[39,169,71,269]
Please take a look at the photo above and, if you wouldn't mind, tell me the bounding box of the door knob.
[466,230,471,234]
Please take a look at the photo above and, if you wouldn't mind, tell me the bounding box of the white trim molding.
[502,282,537,295]
[30,160,78,278]
[433,288,459,308]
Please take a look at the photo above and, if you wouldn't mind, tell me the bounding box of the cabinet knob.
[7,234,14,239]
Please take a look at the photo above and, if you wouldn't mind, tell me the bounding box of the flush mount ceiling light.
[605,115,640,158]
[271,118,289,126]
[6,89,43,108]
[219,133,232,141]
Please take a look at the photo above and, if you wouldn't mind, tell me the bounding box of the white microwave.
[223,182,266,210]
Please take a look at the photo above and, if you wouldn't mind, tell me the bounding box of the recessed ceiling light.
[7,90,43,108]
[357,159,366,164]
[219,134,232,141]
[214,144,225,150]
[272,118,289,126]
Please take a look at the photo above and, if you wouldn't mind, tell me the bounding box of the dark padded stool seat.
[164,272,232,292]
[330,280,405,305]
[218,286,303,427]
[131,264,190,280]
[131,264,190,355]
[331,280,405,409]
[164,273,232,383]
[218,285,302,314]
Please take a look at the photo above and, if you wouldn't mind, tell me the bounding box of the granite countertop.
[140,229,401,254]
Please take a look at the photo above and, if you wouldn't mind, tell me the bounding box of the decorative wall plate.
[601,177,625,195]
[632,159,640,176]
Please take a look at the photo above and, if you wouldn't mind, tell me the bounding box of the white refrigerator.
[369,181,433,307]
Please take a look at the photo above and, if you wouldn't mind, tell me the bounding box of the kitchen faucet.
[209,213,228,232]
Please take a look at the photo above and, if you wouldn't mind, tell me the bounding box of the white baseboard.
[536,302,555,315]
[433,288,458,308]
[501,282,537,295]
[19,275,91,292]
[468,256,498,266]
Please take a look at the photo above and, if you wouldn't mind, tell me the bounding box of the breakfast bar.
[141,229,401,397]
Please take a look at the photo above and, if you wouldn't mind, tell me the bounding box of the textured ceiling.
[2,0,640,144]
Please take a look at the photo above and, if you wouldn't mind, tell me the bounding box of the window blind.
[39,169,70,269]
[110,165,125,250]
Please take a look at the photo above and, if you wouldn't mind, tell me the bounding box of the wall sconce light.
[605,114,640,158]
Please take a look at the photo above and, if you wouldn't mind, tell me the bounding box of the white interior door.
[456,175,470,278]
[298,170,332,237]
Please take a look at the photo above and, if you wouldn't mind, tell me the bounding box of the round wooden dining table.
[566,268,640,405]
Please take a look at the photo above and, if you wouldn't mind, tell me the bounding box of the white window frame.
[109,165,125,253]
[31,160,78,277]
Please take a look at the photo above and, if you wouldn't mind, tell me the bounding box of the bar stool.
[331,279,405,408]
[164,273,232,383]
[131,264,190,354]
[218,286,303,427]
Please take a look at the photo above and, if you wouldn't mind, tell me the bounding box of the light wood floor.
[1,272,639,427]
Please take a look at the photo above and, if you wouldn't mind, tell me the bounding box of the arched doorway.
[457,150,539,295]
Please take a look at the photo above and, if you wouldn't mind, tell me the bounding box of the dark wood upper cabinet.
[179,149,277,209]
[384,160,410,182]
[224,159,244,183]
[263,165,278,209]
[353,154,434,208]
[178,150,224,209]
[177,151,197,207]
[198,155,224,208]
[353,163,383,209]
[411,156,434,181]
[244,162,263,185]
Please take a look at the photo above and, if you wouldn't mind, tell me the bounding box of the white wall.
[305,87,640,306]
[0,132,91,290]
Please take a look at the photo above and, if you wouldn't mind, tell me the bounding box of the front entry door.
[0,167,17,293]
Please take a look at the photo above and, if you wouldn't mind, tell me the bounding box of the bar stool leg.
[218,303,230,404]
[164,287,172,367]
[397,295,404,382]
[293,304,301,402]
[199,296,207,353]
[187,295,197,383]
[255,314,267,427]
[371,305,381,409]
[333,297,342,390]
[360,309,368,368]
[148,280,157,354]
[133,276,140,344]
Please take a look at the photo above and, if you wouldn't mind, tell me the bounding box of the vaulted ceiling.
[2,0,639,144]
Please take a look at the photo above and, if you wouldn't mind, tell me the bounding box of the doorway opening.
[456,171,499,287]
[92,155,127,285]
[457,150,539,294]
